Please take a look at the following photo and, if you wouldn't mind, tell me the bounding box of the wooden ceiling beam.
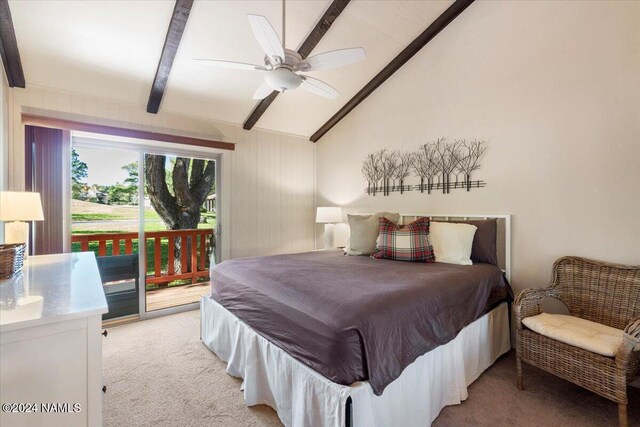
[310,0,475,142]
[0,0,25,88]
[147,0,194,114]
[243,0,351,131]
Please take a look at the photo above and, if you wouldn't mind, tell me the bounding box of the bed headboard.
[358,213,511,282]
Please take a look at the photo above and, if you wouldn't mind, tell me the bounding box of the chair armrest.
[514,288,560,330]
[615,318,640,368]
[625,318,640,341]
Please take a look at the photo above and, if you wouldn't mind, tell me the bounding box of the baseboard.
[102,314,140,327]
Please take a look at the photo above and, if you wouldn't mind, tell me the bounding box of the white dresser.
[0,252,108,427]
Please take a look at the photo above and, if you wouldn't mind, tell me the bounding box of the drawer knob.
[102,385,107,393]
[102,329,108,337]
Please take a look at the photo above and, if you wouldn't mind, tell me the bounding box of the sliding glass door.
[143,153,216,312]
[70,144,141,320]
[70,137,220,319]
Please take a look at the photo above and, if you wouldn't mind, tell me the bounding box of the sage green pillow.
[344,212,400,255]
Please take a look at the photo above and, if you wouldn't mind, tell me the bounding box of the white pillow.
[429,222,477,265]
[344,212,400,255]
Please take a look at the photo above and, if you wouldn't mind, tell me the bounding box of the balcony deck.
[146,282,211,311]
[73,229,214,311]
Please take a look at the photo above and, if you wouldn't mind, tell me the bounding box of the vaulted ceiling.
[9,0,455,138]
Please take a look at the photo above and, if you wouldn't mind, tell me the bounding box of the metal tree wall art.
[457,139,486,191]
[393,152,413,194]
[361,138,487,196]
[412,143,438,194]
[433,138,461,194]
[361,152,381,196]
[380,150,397,196]
[361,149,401,196]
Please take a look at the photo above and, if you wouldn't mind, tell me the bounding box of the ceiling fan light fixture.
[265,68,302,92]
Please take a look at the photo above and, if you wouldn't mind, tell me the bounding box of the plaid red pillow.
[372,217,435,262]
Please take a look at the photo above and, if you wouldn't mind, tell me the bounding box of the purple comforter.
[210,250,511,395]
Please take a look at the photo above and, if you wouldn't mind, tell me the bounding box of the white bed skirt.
[200,297,510,427]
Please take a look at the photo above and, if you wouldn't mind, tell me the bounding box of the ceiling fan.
[194,0,366,100]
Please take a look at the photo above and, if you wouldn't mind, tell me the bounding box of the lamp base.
[322,223,335,250]
[5,221,30,257]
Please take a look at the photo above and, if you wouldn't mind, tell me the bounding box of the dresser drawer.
[0,315,103,427]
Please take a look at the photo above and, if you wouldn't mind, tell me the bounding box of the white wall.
[316,1,640,294]
[6,85,316,259]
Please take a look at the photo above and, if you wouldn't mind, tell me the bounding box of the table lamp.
[316,207,342,249]
[0,191,45,256]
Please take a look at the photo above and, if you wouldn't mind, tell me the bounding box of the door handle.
[102,329,108,337]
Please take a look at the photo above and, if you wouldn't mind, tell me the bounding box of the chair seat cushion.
[522,313,623,357]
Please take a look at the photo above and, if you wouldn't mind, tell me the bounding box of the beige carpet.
[103,309,639,427]
[103,310,280,427]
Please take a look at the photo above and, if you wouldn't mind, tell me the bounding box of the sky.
[73,145,209,187]
[74,145,138,186]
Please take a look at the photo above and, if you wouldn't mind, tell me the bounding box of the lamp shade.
[0,191,45,221]
[265,68,303,92]
[316,207,342,224]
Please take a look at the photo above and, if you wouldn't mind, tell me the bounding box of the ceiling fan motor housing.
[264,48,302,68]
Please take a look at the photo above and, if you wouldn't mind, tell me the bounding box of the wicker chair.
[515,256,640,427]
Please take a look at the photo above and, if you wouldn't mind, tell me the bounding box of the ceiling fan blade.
[247,14,285,61]
[303,48,366,72]
[194,59,267,71]
[253,82,275,100]
[301,76,339,99]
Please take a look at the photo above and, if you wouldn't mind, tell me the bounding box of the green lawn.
[71,213,124,221]
[144,209,161,220]
[71,210,163,221]
[71,200,216,289]
[72,230,128,235]
[143,221,215,232]
[72,222,214,233]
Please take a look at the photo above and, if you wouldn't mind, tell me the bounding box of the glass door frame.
[136,148,221,320]
[71,134,223,320]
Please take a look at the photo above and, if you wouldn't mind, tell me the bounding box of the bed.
[201,214,513,427]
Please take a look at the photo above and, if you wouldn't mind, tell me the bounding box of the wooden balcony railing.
[71,228,214,287]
